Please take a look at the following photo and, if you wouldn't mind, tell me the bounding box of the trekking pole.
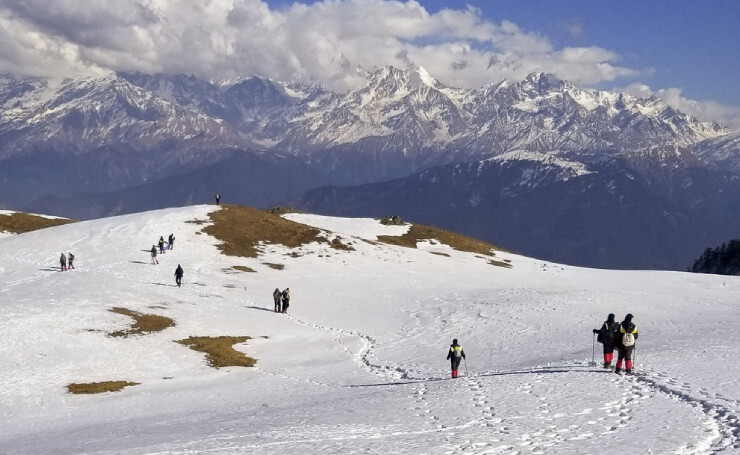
[464,358,469,376]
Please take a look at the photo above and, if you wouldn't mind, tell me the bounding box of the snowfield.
[0,205,738,454]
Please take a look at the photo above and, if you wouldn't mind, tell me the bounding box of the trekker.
[158,236,166,254]
[174,264,184,287]
[615,314,638,374]
[215,193,221,205]
[150,245,158,264]
[446,338,466,378]
[59,253,67,271]
[593,313,620,369]
[281,288,290,313]
[273,288,282,313]
[68,252,75,270]
[168,233,175,250]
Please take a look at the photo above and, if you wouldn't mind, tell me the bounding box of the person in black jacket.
[593,313,619,369]
[168,233,175,250]
[446,338,466,378]
[59,253,67,271]
[68,252,75,269]
[174,264,184,287]
[150,245,158,264]
[615,314,638,374]
[281,288,290,313]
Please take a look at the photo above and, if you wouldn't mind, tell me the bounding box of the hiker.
[68,252,75,270]
[158,236,166,254]
[446,338,466,378]
[59,253,67,271]
[281,288,290,313]
[215,193,221,205]
[593,313,620,369]
[168,233,175,250]
[174,264,184,287]
[615,314,638,374]
[150,245,158,264]
[273,288,282,313]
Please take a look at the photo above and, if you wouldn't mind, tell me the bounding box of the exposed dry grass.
[263,263,285,270]
[489,259,513,269]
[232,265,256,273]
[0,212,75,234]
[430,251,451,257]
[175,336,256,368]
[330,237,355,251]
[203,204,325,258]
[67,381,139,394]
[377,224,504,257]
[108,307,175,337]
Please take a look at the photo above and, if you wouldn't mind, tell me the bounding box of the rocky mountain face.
[0,67,738,269]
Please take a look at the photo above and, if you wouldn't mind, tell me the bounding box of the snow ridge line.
[631,372,740,453]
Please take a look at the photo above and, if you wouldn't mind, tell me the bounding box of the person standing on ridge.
[168,233,175,250]
[158,236,166,254]
[273,288,282,313]
[174,264,184,287]
[215,193,221,205]
[593,313,619,369]
[150,245,158,264]
[615,314,638,374]
[281,288,290,313]
[59,253,67,271]
[68,252,75,270]
[446,338,466,378]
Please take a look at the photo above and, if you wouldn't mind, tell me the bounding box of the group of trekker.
[59,252,75,271]
[150,234,175,264]
[272,288,291,313]
[445,313,638,379]
[593,313,639,374]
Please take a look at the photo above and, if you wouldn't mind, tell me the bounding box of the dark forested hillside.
[690,240,740,275]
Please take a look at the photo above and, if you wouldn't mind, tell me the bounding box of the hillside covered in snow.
[1,204,739,454]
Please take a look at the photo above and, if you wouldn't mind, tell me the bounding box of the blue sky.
[1,0,738,127]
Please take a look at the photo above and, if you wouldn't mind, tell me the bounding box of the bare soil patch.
[0,212,75,234]
[108,307,175,337]
[67,381,139,394]
[175,336,256,368]
[430,251,451,257]
[489,259,513,269]
[263,262,285,270]
[377,224,504,257]
[232,265,256,273]
[203,204,326,258]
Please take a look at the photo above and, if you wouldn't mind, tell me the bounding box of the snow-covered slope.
[1,205,739,454]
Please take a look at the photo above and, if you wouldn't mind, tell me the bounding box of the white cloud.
[622,83,740,130]
[0,0,639,91]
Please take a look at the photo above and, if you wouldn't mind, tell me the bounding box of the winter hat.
[624,313,633,322]
[452,338,458,345]
[607,313,615,321]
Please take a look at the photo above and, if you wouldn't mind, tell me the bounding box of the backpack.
[622,330,635,347]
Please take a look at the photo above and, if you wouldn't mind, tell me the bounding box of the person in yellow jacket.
[446,339,466,378]
[615,314,638,374]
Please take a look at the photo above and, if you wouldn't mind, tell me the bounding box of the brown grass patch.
[330,237,355,251]
[430,251,450,257]
[377,224,504,257]
[0,212,76,234]
[203,204,325,258]
[232,265,256,273]
[263,262,285,270]
[175,336,256,368]
[488,259,513,269]
[108,307,175,337]
[67,381,139,394]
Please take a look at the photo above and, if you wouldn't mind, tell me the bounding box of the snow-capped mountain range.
[0,66,738,269]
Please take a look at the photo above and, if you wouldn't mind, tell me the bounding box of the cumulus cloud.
[0,0,639,91]
[622,83,740,130]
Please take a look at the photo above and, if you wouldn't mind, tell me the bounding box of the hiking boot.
[625,370,633,375]
[614,368,621,374]
[603,362,611,369]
